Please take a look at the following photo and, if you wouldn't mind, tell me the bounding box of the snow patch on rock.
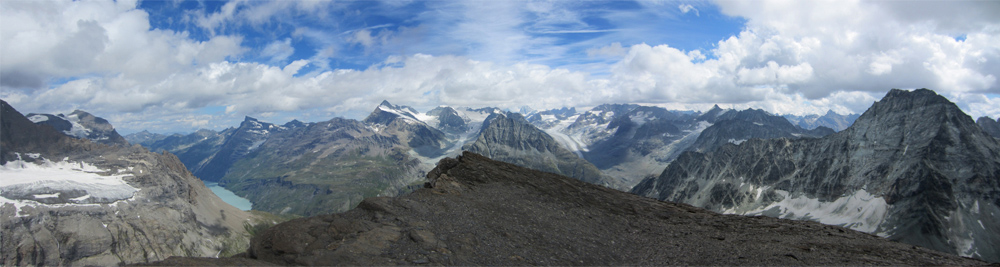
[0,156,139,216]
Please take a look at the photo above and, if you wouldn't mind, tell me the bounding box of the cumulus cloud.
[0,0,244,89]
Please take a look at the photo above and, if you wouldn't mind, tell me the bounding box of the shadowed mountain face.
[224,152,983,266]
[1,100,253,266]
[632,89,1000,262]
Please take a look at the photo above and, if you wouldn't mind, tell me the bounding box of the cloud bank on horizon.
[1,0,998,134]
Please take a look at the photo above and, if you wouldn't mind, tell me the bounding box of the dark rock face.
[464,112,621,188]
[26,110,129,146]
[979,116,1000,139]
[1,100,253,266]
[632,89,1000,262]
[243,152,983,266]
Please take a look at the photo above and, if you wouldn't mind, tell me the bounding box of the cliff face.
[233,152,982,266]
[632,89,1000,262]
[1,100,253,266]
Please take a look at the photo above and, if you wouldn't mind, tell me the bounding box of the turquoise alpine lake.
[205,182,253,211]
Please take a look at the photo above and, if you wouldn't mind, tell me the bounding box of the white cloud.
[587,42,627,57]
[261,38,295,63]
[3,0,999,134]
[0,0,244,89]
[678,4,699,16]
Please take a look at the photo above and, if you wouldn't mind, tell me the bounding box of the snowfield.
[0,156,139,216]
[725,189,890,234]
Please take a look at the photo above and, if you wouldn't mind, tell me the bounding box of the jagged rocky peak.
[844,88,991,144]
[25,109,128,146]
[632,88,1000,262]
[282,119,308,128]
[978,116,1000,138]
[364,100,424,125]
[696,104,731,123]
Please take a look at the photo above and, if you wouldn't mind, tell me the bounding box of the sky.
[1,0,999,134]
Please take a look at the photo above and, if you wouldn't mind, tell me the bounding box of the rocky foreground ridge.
[151,152,981,265]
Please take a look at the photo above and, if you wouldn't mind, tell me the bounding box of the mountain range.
[150,152,984,265]
[1,100,255,265]
[14,88,1000,263]
[632,89,1000,262]
[116,100,840,216]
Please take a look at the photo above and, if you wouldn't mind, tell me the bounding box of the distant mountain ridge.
[123,100,879,216]
[784,110,860,132]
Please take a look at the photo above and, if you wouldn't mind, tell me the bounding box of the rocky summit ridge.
[149,151,982,265]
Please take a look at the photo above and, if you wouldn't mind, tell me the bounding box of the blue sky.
[2,0,999,134]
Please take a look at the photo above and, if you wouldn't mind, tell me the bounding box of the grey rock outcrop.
[1,100,253,266]
[238,152,983,266]
[632,89,1000,262]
